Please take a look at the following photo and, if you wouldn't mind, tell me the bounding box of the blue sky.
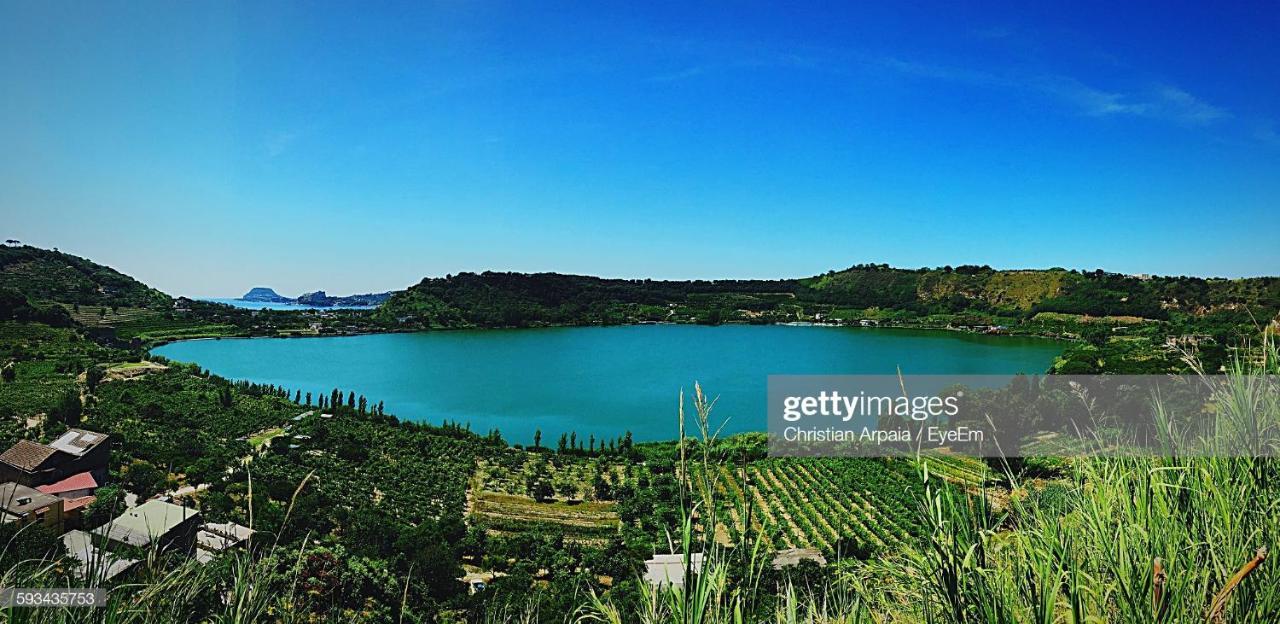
[2,1,1278,297]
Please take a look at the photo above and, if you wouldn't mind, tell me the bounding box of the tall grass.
[908,340,1279,623]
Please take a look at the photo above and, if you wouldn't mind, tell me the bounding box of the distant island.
[240,286,391,308]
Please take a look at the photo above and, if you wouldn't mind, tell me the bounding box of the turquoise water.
[152,325,1062,444]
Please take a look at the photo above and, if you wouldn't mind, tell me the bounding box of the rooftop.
[62,495,96,513]
[37,471,99,495]
[0,440,58,472]
[0,481,61,518]
[197,521,254,551]
[48,429,108,457]
[93,499,199,547]
[61,530,138,582]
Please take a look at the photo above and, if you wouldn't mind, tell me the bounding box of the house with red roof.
[37,471,99,499]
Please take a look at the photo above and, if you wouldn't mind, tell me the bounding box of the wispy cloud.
[648,65,709,83]
[1033,78,1227,125]
[1150,86,1228,124]
[871,57,1228,127]
[1035,76,1145,116]
[642,36,1234,132]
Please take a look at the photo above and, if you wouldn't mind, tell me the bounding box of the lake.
[151,325,1062,444]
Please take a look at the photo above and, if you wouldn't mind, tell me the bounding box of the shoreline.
[145,318,1074,350]
[146,321,1069,447]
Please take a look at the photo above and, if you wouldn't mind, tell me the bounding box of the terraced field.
[469,491,620,543]
[59,304,158,327]
[467,455,626,543]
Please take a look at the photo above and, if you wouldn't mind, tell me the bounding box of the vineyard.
[692,457,930,556]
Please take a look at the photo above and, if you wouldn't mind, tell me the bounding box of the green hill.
[0,244,172,309]
[377,264,1280,328]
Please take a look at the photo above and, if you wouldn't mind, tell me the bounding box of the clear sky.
[3,1,1278,297]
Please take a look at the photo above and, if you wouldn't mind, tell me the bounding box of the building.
[58,495,97,530]
[643,553,704,588]
[194,521,253,564]
[0,481,64,529]
[93,499,201,553]
[0,440,61,487]
[37,471,99,499]
[0,429,110,487]
[61,530,138,582]
[458,571,507,595]
[47,429,111,481]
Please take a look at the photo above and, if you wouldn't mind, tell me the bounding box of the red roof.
[36,471,98,495]
[62,495,96,513]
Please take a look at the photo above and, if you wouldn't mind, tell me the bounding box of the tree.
[533,429,542,449]
[121,460,165,499]
[84,484,124,528]
[50,390,82,425]
[394,519,465,600]
[557,433,568,453]
[85,366,105,392]
[305,391,312,406]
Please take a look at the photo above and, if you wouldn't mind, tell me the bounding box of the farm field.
[692,457,934,555]
[469,491,620,543]
[58,304,159,327]
[468,455,626,543]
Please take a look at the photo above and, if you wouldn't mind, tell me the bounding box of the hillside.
[377,264,1280,328]
[0,245,171,309]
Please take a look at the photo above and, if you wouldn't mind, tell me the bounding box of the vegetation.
[0,245,171,309]
[378,264,1279,332]
[0,244,1278,622]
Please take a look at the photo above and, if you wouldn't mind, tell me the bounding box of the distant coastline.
[200,297,381,311]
